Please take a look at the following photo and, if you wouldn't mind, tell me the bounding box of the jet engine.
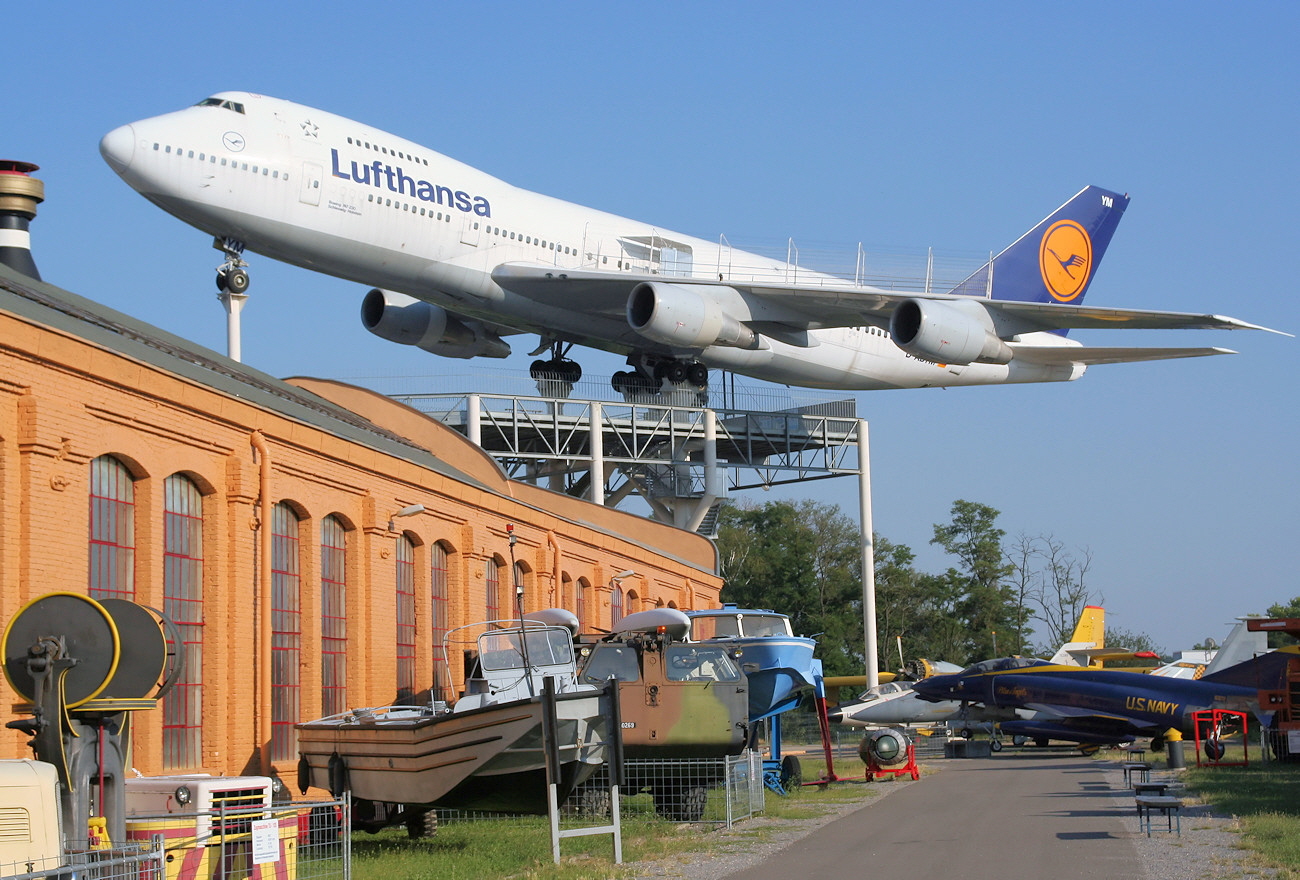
[627,282,758,350]
[888,298,1013,365]
[361,289,509,359]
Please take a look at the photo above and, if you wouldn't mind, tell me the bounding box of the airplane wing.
[1009,345,1237,365]
[491,264,1286,345]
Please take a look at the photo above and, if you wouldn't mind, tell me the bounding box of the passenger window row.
[346,136,429,167]
[152,143,288,181]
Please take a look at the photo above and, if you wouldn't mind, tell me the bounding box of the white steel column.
[219,290,248,362]
[589,401,605,506]
[858,419,878,688]
[467,394,481,447]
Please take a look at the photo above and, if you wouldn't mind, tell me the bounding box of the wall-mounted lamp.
[610,569,636,584]
[388,503,425,532]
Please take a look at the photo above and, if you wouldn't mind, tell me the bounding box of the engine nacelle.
[627,282,758,350]
[888,298,1013,365]
[361,289,510,359]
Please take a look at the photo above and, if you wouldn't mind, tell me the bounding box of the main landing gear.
[611,357,709,396]
[214,236,250,294]
[529,341,583,385]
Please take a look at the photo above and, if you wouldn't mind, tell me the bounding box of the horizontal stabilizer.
[1011,345,1237,366]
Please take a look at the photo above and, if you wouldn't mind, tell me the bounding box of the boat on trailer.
[685,605,821,723]
[685,605,823,790]
[296,609,609,821]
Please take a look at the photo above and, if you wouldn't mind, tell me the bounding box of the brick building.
[0,261,721,783]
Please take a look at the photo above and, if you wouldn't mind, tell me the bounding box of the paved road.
[731,754,1142,880]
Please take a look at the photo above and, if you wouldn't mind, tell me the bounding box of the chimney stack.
[0,160,44,280]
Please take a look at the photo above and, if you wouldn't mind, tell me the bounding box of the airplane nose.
[99,124,136,174]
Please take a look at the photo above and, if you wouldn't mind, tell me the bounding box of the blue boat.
[685,605,821,721]
[685,605,823,791]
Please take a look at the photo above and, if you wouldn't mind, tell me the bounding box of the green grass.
[348,758,883,880]
[1185,761,1300,878]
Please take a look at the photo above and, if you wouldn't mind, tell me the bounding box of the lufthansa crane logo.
[1039,220,1092,302]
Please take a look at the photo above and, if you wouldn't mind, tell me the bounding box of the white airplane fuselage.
[100,92,1083,390]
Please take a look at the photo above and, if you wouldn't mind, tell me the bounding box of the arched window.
[320,515,347,716]
[430,542,451,703]
[396,535,416,703]
[626,590,640,616]
[271,502,302,761]
[89,455,135,600]
[485,557,501,621]
[576,578,590,631]
[610,587,624,627]
[162,474,203,769]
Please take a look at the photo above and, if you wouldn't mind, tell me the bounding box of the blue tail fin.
[947,185,1129,306]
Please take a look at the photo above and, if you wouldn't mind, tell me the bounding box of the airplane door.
[460,217,481,247]
[299,162,323,206]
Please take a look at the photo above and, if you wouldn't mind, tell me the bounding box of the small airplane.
[100,92,1282,395]
[829,605,1109,730]
[910,624,1293,750]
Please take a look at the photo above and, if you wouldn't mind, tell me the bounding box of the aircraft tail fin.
[1201,618,1271,676]
[946,186,1130,319]
[1049,605,1105,666]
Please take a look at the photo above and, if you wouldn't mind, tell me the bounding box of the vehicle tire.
[779,755,803,789]
[307,805,342,847]
[686,362,709,387]
[990,739,1003,752]
[405,808,438,839]
[1204,738,1226,761]
[959,727,974,739]
[663,361,689,384]
[225,268,250,294]
[578,787,612,818]
[654,785,707,822]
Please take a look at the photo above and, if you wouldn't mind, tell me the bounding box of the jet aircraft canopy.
[956,657,1055,676]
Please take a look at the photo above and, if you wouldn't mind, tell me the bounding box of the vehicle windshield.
[478,627,574,672]
[665,645,742,682]
[691,612,791,639]
[581,644,641,685]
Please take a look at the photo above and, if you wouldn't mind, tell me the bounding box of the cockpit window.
[196,97,246,114]
[960,657,1051,676]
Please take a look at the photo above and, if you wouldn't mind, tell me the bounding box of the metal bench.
[1122,761,1152,786]
[1135,795,1183,836]
[1132,781,1170,797]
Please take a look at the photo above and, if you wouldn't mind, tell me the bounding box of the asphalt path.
[729,754,1142,880]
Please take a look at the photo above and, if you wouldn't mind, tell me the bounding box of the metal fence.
[0,838,164,880]
[0,797,353,880]
[433,751,766,829]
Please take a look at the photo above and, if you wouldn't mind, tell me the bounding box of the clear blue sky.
[8,2,1296,654]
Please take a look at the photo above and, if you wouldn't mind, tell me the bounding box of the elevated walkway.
[356,372,865,534]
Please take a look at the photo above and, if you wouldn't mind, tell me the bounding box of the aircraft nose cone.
[99,124,136,174]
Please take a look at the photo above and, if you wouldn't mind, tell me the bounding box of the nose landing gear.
[214,236,250,294]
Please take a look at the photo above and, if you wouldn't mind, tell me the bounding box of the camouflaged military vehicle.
[576,607,749,820]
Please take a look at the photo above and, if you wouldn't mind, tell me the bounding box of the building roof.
[0,261,718,574]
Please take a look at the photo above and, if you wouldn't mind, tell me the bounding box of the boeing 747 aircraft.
[99,92,1280,394]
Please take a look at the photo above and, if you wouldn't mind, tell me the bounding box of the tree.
[1265,597,1300,648]
[870,536,964,672]
[929,500,1021,664]
[1103,626,1167,666]
[716,499,864,677]
[1008,533,1098,656]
